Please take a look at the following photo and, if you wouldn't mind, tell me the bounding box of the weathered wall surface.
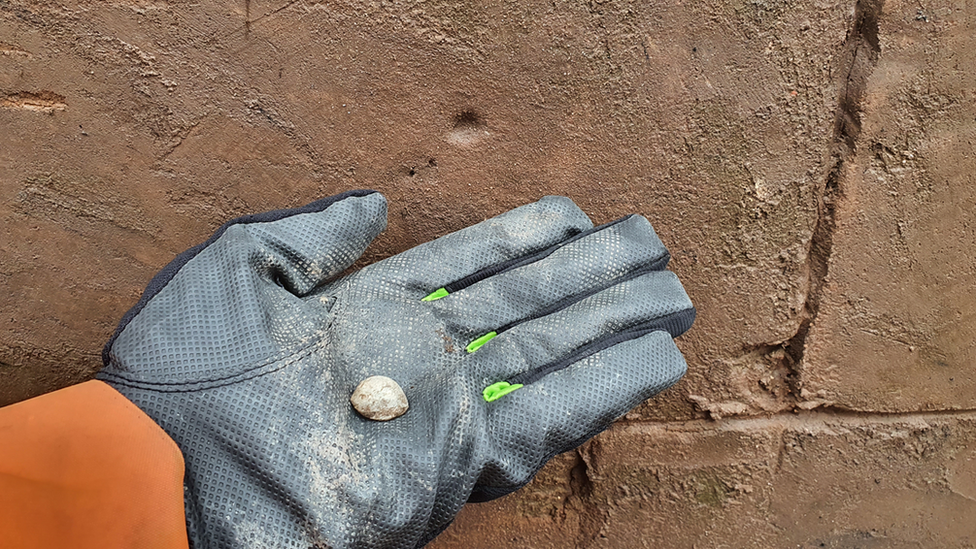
[1,0,973,546]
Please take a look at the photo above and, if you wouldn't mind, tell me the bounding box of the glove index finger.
[243,191,387,295]
[385,196,594,299]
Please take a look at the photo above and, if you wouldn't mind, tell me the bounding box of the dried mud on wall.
[1,0,974,547]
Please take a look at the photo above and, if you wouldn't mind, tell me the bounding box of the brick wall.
[1,0,973,546]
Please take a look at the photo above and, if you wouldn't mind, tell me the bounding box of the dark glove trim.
[101,189,378,367]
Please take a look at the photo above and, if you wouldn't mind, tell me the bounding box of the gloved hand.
[98,190,695,549]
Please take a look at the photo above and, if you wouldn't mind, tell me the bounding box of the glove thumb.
[241,190,387,295]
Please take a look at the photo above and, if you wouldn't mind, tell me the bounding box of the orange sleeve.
[0,380,189,549]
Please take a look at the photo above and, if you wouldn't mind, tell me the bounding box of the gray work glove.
[98,190,695,549]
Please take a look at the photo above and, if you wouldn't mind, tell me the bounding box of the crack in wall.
[782,0,884,390]
[568,446,606,549]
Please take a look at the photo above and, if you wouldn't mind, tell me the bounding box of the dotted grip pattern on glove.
[98,191,695,549]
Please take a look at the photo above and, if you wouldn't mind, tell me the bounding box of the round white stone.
[350,375,409,421]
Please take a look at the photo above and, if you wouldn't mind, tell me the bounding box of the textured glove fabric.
[98,190,695,549]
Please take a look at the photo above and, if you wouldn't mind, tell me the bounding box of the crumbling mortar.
[799,405,976,420]
[625,407,976,431]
